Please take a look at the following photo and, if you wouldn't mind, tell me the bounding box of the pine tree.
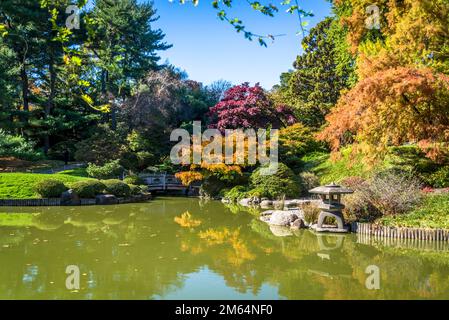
[85,0,171,129]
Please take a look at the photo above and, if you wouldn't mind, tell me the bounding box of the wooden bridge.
[140,174,200,195]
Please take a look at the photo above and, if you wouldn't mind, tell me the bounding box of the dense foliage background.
[1,0,448,209]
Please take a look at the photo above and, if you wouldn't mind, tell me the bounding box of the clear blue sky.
[152,0,332,89]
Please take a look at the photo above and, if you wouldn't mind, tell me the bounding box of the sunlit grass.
[380,193,449,229]
[0,173,92,199]
[58,168,89,177]
[302,148,373,184]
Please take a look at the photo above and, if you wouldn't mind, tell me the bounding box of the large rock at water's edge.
[61,189,80,206]
[270,211,299,226]
[96,194,118,205]
[239,198,252,207]
[261,210,298,226]
[260,209,306,229]
[260,200,273,208]
[272,201,284,209]
[290,218,306,230]
[288,209,305,220]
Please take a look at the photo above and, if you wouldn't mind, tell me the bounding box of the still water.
[0,197,448,300]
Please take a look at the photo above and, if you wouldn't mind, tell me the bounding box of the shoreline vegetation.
[0,168,151,205]
[1,1,448,238]
[1,149,448,233]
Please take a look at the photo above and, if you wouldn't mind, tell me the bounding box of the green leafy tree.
[273,17,356,128]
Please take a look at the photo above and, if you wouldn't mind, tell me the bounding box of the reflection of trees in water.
[1,198,449,299]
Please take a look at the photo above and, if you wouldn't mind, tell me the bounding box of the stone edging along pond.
[0,194,152,207]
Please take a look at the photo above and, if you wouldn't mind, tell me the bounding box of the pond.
[0,197,448,300]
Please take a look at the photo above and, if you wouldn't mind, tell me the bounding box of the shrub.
[301,203,320,225]
[299,172,320,194]
[119,151,155,172]
[343,190,381,222]
[224,186,248,202]
[139,185,149,193]
[86,160,123,180]
[0,129,44,161]
[199,176,226,199]
[34,179,68,198]
[366,171,423,216]
[124,175,145,186]
[74,124,125,165]
[102,179,131,197]
[427,167,449,188]
[343,171,423,219]
[246,187,268,198]
[70,180,106,198]
[128,184,143,196]
[250,163,301,199]
[340,176,366,190]
[279,123,321,170]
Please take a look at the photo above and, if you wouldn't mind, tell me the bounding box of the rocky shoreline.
[222,197,322,232]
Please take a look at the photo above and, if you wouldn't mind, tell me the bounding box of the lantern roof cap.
[309,182,353,195]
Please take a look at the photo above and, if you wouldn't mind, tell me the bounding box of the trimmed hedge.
[86,160,123,179]
[34,179,68,198]
[124,175,145,186]
[224,186,248,202]
[70,180,106,198]
[102,179,131,197]
[129,184,148,196]
[250,163,301,199]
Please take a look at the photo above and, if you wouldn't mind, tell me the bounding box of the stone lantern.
[309,183,353,233]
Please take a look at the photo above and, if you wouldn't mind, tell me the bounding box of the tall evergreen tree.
[273,17,356,129]
[0,0,170,157]
[0,0,46,128]
[85,0,171,129]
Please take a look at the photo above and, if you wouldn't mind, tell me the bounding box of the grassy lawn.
[302,148,375,184]
[379,193,449,229]
[302,145,435,185]
[0,173,91,199]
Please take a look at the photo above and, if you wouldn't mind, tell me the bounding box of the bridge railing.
[138,174,201,191]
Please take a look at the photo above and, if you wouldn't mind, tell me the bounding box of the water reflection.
[0,197,448,300]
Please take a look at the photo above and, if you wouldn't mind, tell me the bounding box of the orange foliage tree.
[319,0,449,162]
[175,129,276,186]
[318,67,449,162]
[334,0,449,74]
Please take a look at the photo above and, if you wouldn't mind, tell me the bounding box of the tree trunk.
[101,69,107,95]
[18,65,29,135]
[20,65,29,112]
[44,59,56,154]
[103,70,117,131]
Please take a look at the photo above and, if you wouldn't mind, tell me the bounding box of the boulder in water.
[96,194,118,205]
[60,189,80,206]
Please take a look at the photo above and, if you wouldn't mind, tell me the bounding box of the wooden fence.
[352,222,449,243]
